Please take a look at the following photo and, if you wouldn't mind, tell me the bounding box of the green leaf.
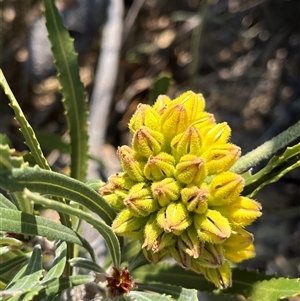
[0,70,50,171]
[0,255,29,276]
[18,242,68,301]
[0,246,11,256]
[24,189,121,268]
[30,275,94,301]
[132,263,215,292]
[43,0,89,182]
[149,73,173,105]
[129,291,172,301]
[242,142,300,197]
[232,120,300,173]
[0,237,24,249]
[0,133,12,147]
[0,208,84,247]
[246,277,300,301]
[0,166,115,224]
[224,269,300,301]
[0,144,27,171]
[0,193,16,210]
[0,145,32,213]
[42,241,67,282]
[69,257,106,273]
[1,245,43,298]
[136,283,198,301]
[128,250,149,271]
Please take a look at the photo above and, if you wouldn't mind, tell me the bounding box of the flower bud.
[124,183,159,217]
[105,172,137,190]
[142,214,177,252]
[143,247,169,264]
[152,95,172,115]
[178,226,203,258]
[151,178,181,207]
[142,213,164,250]
[203,261,232,289]
[99,173,134,210]
[224,243,255,263]
[197,243,224,268]
[112,208,147,239]
[169,244,191,269]
[217,196,262,227]
[181,185,208,214]
[160,103,189,141]
[175,155,207,185]
[202,143,241,175]
[208,172,244,206]
[132,127,164,158]
[202,122,231,147]
[173,91,206,122]
[223,228,253,252]
[117,146,145,182]
[144,152,175,181]
[129,104,160,132]
[171,126,202,162]
[194,210,231,244]
[102,190,128,210]
[193,112,216,131]
[157,202,192,235]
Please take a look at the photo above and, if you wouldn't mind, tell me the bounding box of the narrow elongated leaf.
[0,208,83,246]
[0,70,50,170]
[42,241,67,282]
[0,193,16,210]
[0,133,12,147]
[11,191,33,215]
[232,120,300,173]
[129,291,172,301]
[69,257,106,273]
[0,237,24,248]
[132,263,215,292]
[137,283,198,301]
[0,166,115,224]
[245,278,300,301]
[0,255,29,275]
[128,250,148,271]
[224,269,300,301]
[31,275,94,301]
[25,189,121,268]
[43,0,89,182]
[242,142,300,197]
[0,246,11,256]
[1,245,43,298]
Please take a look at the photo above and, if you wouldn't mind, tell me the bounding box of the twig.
[122,0,146,46]
[87,0,124,180]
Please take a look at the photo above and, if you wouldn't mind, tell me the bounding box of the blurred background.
[1,0,300,299]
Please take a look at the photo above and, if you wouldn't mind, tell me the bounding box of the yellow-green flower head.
[99,91,262,289]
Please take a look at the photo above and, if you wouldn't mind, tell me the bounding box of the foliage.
[0,0,299,300]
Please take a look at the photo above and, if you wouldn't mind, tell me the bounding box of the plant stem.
[231,120,300,173]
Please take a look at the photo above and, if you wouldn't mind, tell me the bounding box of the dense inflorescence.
[100,91,262,288]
